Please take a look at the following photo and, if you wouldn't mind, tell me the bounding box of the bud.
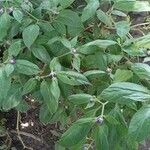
[96,117,104,125]
[0,8,4,14]
[9,58,16,64]
[106,67,112,73]
[71,48,77,54]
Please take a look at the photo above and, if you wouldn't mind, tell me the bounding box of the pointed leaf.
[23,24,40,48]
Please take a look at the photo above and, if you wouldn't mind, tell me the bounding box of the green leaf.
[39,104,53,124]
[16,101,30,113]
[8,40,22,57]
[56,10,84,36]
[0,13,11,40]
[81,40,117,49]
[57,71,90,85]
[16,59,40,75]
[114,1,150,12]
[115,21,130,38]
[84,70,106,77]
[31,45,51,64]
[0,67,11,102]
[68,94,93,105]
[13,9,23,23]
[131,63,150,80]
[3,86,22,111]
[101,82,150,104]
[81,0,99,22]
[50,57,62,72]
[97,9,112,27]
[59,118,94,147]
[60,37,72,49]
[72,54,80,72]
[113,69,133,83]
[104,115,119,125]
[40,79,60,114]
[22,78,37,95]
[94,125,109,150]
[128,105,150,142]
[59,0,75,9]
[23,24,40,48]
[111,10,127,17]
[4,64,14,77]
[135,34,150,49]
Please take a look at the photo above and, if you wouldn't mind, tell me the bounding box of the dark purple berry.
[96,117,104,125]
[9,58,16,64]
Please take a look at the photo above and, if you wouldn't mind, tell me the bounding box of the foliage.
[0,0,150,149]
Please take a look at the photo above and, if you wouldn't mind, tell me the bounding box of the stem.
[131,22,150,28]
[16,111,33,150]
[57,52,71,58]
[101,102,108,117]
[25,11,39,22]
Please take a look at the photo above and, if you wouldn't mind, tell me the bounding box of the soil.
[0,107,60,150]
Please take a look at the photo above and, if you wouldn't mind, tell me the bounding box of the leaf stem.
[131,22,150,28]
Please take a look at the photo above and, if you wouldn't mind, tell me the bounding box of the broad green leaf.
[13,9,23,23]
[39,104,53,124]
[0,13,11,40]
[113,69,133,83]
[31,45,51,64]
[59,118,94,147]
[115,21,130,38]
[23,24,40,48]
[129,105,150,142]
[40,79,60,114]
[111,10,127,17]
[94,125,109,150]
[101,82,150,104]
[22,78,37,95]
[122,42,146,57]
[72,54,80,72]
[84,70,106,77]
[59,0,75,9]
[97,9,112,27]
[16,59,40,75]
[114,1,150,12]
[56,10,84,36]
[50,57,62,72]
[60,37,72,49]
[0,67,11,101]
[3,86,22,111]
[8,40,22,57]
[16,101,30,113]
[68,94,93,105]
[4,64,14,77]
[104,115,119,125]
[131,63,150,80]
[81,40,117,49]
[135,34,150,49]
[57,71,90,85]
[81,0,99,22]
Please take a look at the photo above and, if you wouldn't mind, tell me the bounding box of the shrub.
[0,0,150,149]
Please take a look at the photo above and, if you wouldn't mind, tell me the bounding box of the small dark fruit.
[96,117,104,125]
[9,58,16,64]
